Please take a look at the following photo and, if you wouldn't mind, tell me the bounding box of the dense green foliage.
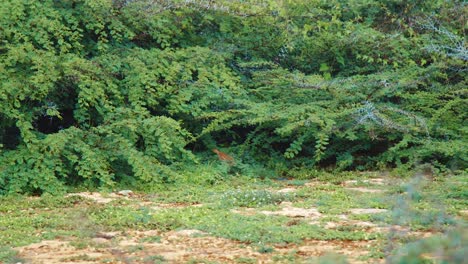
[0,0,466,194]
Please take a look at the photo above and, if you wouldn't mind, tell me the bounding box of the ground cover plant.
[0,0,466,263]
[0,171,466,263]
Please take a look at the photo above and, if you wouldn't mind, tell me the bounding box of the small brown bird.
[212,148,235,165]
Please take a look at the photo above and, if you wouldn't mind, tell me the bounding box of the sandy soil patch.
[276,187,297,193]
[343,178,386,186]
[304,181,322,187]
[459,210,468,217]
[230,208,258,216]
[345,187,385,193]
[309,220,435,240]
[65,192,124,204]
[150,202,204,210]
[15,228,383,264]
[231,202,323,219]
[349,208,388,214]
[261,202,322,219]
[370,225,436,238]
[16,240,109,264]
[277,239,380,264]
[170,229,208,237]
[313,220,377,230]
[16,177,443,264]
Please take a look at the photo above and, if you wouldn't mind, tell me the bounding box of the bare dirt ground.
[12,178,441,264]
[16,232,378,264]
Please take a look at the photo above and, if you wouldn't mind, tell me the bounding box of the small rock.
[65,192,114,203]
[345,187,384,193]
[117,190,134,196]
[176,229,207,236]
[277,188,296,193]
[337,214,348,220]
[304,181,320,187]
[96,231,119,239]
[324,222,339,229]
[92,237,109,244]
[349,208,388,214]
[343,178,385,186]
[261,207,322,218]
[354,221,377,227]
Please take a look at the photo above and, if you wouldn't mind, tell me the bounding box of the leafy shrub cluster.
[0,0,466,194]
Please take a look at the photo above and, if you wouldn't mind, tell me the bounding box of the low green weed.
[142,254,166,263]
[307,253,348,264]
[386,225,467,263]
[139,235,162,243]
[60,254,98,262]
[220,189,294,207]
[0,247,23,264]
[236,257,257,263]
[257,244,275,253]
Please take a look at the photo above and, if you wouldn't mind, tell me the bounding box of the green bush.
[0,0,466,194]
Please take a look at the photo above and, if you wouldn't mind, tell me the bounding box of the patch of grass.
[348,213,389,222]
[353,195,389,210]
[314,171,382,184]
[0,194,88,212]
[220,189,294,208]
[127,244,145,252]
[0,208,85,247]
[139,235,162,243]
[89,206,161,230]
[61,254,98,262]
[284,179,309,186]
[257,244,275,253]
[0,216,43,247]
[151,206,378,243]
[0,247,24,264]
[284,168,371,182]
[101,257,116,263]
[186,258,220,264]
[307,252,348,264]
[0,170,465,263]
[271,251,298,263]
[142,254,166,263]
[386,225,467,263]
[359,242,386,261]
[296,187,354,214]
[97,202,371,245]
[69,239,92,249]
[236,257,257,263]
[295,185,390,216]
[146,175,278,204]
[0,194,106,247]
[147,185,218,204]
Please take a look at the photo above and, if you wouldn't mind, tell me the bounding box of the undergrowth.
[0,170,465,263]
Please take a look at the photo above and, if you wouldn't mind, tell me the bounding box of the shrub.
[0,0,465,193]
